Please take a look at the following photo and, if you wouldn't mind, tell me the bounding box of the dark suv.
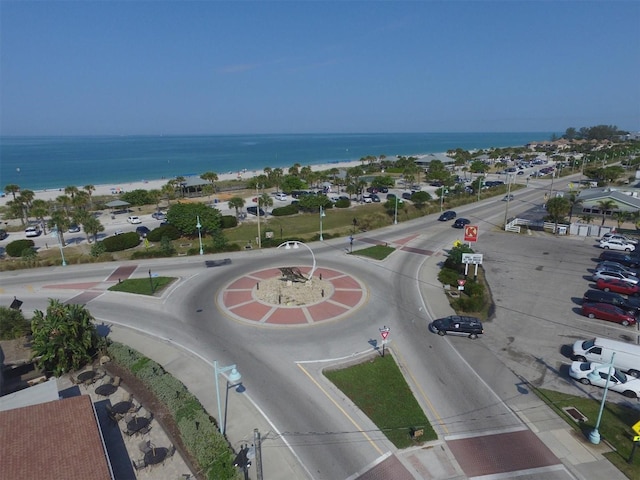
[429,315,483,339]
[438,210,457,221]
[598,251,640,268]
[582,289,640,314]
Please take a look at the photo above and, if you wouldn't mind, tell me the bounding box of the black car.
[402,192,412,200]
[582,289,640,314]
[430,315,483,339]
[378,187,389,193]
[598,251,640,268]
[438,210,457,221]
[371,194,381,203]
[453,218,470,229]
[136,226,151,238]
[68,224,81,233]
[247,206,266,216]
[0,229,7,240]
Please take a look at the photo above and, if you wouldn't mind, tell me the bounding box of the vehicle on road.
[246,206,265,216]
[601,233,638,245]
[573,337,640,377]
[502,194,514,201]
[592,269,639,285]
[452,218,470,229]
[438,210,457,221]
[113,230,124,236]
[127,216,142,224]
[151,212,166,220]
[599,239,635,252]
[582,289,640,314]
[25,226,41,237]
[580,302,636,326]
[429,315,483,339]
[595,278,640,296]
[136,226,151,238]
[569,362,640,398]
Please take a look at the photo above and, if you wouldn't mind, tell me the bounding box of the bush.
[6,239,35,258]
[130,250,174,259]
[272,204,299,216]
[437,268,460,287]
[120,189,155,206]
[102,232,141,252]
[147,225,181,242]
[90,241,106,257]
[0,306,30,340]
[334,198,351,208]
[220,215,238,228]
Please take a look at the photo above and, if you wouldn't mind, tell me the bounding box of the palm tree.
[272,168,283,192]
[162,182,177,206]
[83,185,95,209]
[49,210,70,246]
[228,196,245,218]
[82,216,104,243]
[259,192,273,214]
[613,211,629,229]
[64,185,79,199]
[30,200,50,234]
[4,184,20,201]
[595,199,618,226]
[567,192,582,222]
[200,171,218,196]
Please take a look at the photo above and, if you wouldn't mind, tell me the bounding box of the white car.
[601,233,639,245]
[592,269,640,285]
[127,216,142,224]
[569,361,640,398]
[25,226,42,237]
[599,239,635,252]
[274,193,288,201]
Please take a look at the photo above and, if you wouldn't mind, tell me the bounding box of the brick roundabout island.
[219,266,367,326]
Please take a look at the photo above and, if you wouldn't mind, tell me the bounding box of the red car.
[581,302,636,326]
[595,278,640,296]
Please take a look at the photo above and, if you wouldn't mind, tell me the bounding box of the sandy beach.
[1,160,368,207]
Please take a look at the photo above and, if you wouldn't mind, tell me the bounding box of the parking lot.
[474,227,640,405]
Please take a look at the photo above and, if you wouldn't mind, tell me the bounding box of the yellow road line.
[296,363,384,455]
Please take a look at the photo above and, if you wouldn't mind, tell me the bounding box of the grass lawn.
[351,244,395,260]
[325,354,436,448]
[108,276,175,295]
[536,387,640,478]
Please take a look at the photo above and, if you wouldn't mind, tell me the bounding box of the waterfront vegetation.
[325,354,437,448]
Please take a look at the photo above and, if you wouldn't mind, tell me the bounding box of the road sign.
[634,435,640,442]
[457,279,466,286]
[462,253,483,265]
[379,326,390,340]
[464,225,479,242]
[633,420,640,435]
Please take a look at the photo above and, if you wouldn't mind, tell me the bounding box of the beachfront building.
[575,186,640,217]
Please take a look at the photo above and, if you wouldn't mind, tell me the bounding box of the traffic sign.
[379,326,390,340]
[464,225,479,242]
[457,279,466,286]
[633,420,640,435]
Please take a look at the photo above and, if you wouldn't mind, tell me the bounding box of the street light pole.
[319,206,325,241]
[55,224,67,266]
[589,353,615,445]
[256,186,262,249]
[394,196,398,225]
[196,215,203,255]
[277,241,317,280]
[503,175,513,229]
[214,361,242,435]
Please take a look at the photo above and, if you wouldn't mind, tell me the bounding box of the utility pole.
[256,185,262,249]
[254,428,263,480]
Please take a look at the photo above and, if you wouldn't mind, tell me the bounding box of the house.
[575,187,640,217]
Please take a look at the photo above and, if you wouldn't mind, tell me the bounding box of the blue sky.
[1,1,638,135]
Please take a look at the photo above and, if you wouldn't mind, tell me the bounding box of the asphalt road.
[2,172,630,479]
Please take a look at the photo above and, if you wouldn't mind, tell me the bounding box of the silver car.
[595,261,638,277]
[592,269,640,285]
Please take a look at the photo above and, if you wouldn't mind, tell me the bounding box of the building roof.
[0,395,113,480]
[0,377,59,412]
[577,187,640,210]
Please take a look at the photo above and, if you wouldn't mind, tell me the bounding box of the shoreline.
[0,158,379,206]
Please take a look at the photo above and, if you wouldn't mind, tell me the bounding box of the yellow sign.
[632,420,640,435]
[634,435,640,442]
[453,240,462,248]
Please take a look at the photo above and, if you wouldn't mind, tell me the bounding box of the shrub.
[334,198,351,208]
[272,204,299,216]
[6,239,35,258]
[102,232,141,252]
[438,268,460,287]
[130,249,174,259]
[0,306,30,340]
[147,225,181,242]
[90,241,106,257]
[220,215,238,228]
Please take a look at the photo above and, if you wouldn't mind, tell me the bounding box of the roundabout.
[218,266,368,326]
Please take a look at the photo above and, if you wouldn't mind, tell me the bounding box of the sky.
[1,1,639,135]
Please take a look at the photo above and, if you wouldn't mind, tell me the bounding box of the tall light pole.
[589,353,615,445]
[214,361,242,435]
[277,240,317,280]
[256,186,262,249]
[439,187,448,212]
[196,215,203,255]
[55,224,67,266]
[394,196,398,225]
[503,175,514,229]
[319,206,325,240]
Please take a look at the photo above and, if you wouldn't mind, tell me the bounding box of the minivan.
[573,337,640,377]
[583,289,640,313]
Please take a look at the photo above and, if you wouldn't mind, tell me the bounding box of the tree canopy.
[166,202,222,236]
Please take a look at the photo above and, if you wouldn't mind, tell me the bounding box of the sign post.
[462,253,484,280]
[379,326,390,357]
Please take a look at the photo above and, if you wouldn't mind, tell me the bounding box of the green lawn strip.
[325,355,436,448]
[351,245,395,260]
[535,387,640,477]
[108,276,175,295]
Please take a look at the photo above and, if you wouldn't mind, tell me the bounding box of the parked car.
[246,206,265,216]
[438,210,457,221]
[592,269,640,285]
[601,233,638,245]
[366,187,378,194]
[378,187,389,193]
[582,289,640,314]
[136,226,151,237]
[595,261,637,276]
[598,251,640,268]
[0,229,8,240]
[113,229,124,236]
[151,211,166,220]
[429,315,483,339]
[25,226,41,237]
[581,302,636,326]
[569,362,640,398]
[127,216,142,224]
[453,218,471,229]
[362,195,373,203]
[274,193,288,201]
[387,193,396,200]
[595,278,640,296]
[599,239,635,252]
[68,224,81,233]
[371,194,381,203]
[401,192,412,200]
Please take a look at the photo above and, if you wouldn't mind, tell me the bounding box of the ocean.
[0,132,553,191]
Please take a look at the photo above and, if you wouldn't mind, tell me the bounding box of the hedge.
[271,204,300,216]
[5,239,35,258]
[147,225,182,242]
[101,232,141,252]
[106,343,240,480]
[220,215,238,229]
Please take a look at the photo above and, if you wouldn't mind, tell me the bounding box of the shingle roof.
[0,395,113,480]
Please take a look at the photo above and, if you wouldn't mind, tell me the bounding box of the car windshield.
[614,370,628,383]
[582,339,595,350]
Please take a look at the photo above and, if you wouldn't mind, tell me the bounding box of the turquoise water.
[0,132,553,191]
